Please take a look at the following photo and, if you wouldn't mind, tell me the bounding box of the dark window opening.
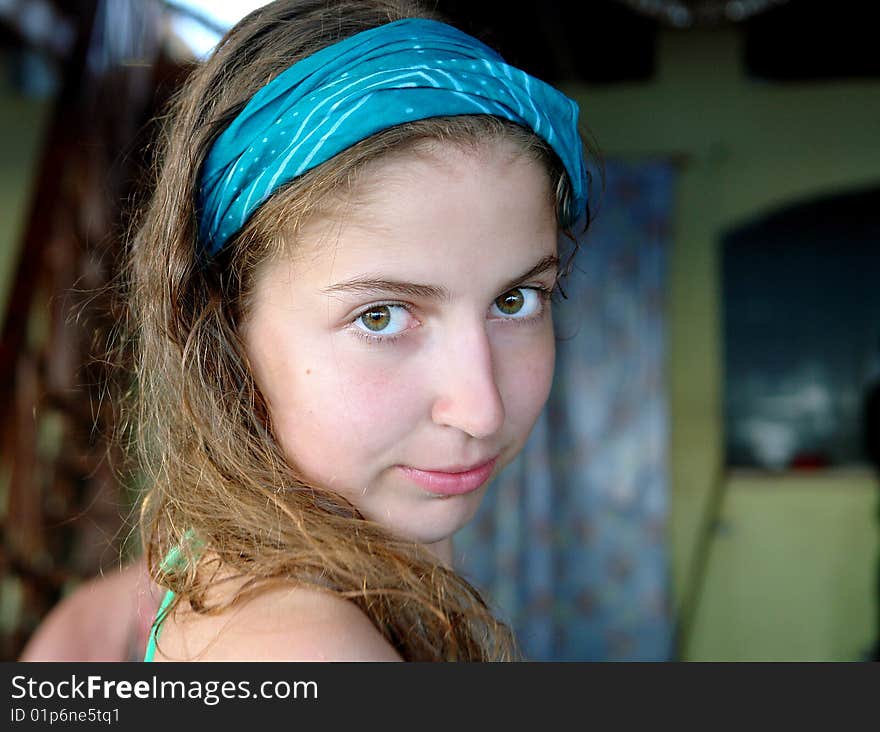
[722,186,880,470]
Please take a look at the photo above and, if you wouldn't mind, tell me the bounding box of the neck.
[423,537,453,568]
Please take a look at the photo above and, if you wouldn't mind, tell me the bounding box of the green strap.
[142,530,204,662]
[143,588,176,662]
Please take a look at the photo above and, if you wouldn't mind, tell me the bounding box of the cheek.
[325,359,419,436]
[497,326,556,425]
[270,346,422,474]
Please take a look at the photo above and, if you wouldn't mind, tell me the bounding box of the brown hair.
[120,0,594,661]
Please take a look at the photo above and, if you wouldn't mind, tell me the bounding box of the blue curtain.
[453,157,677,661]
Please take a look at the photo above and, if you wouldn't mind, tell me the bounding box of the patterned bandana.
[197,17,589,255]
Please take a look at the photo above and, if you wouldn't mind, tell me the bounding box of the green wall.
[687,472,876,661]
[0,54,51,328]
[566,27,880,659]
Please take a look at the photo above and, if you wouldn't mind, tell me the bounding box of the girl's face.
[244,140,558,561]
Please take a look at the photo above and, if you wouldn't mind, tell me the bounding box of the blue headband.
[197,18,589,256]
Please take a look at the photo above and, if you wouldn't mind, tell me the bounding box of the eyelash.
[349,284,557,346]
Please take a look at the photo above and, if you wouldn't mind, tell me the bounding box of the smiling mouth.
[398,457,498,497]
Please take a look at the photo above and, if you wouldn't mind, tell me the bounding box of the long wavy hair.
[118,0,595,661]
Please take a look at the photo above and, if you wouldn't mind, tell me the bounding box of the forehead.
[306,140,553,247]
[353,135,549,201]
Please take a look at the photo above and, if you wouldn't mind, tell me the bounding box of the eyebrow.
[320,253,560,301]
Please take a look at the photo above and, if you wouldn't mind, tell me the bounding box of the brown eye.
[361,306,392,331]
[495,289,525,315]
[490,287,547,321]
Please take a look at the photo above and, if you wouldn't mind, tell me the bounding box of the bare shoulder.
[20,559,158,662]
[153,583,403,662]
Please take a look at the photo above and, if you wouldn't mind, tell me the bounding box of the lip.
[399,457,498,497]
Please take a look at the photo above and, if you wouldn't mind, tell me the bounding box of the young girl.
[128,0,593,661]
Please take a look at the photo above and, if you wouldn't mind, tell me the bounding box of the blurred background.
[1,0,878,661]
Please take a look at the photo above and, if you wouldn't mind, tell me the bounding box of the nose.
[430,320,506,439]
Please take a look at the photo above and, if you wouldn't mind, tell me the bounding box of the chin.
[392,519,464,547]
[406,491,487,544]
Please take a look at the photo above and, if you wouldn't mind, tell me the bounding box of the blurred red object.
[788,451,830,470]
